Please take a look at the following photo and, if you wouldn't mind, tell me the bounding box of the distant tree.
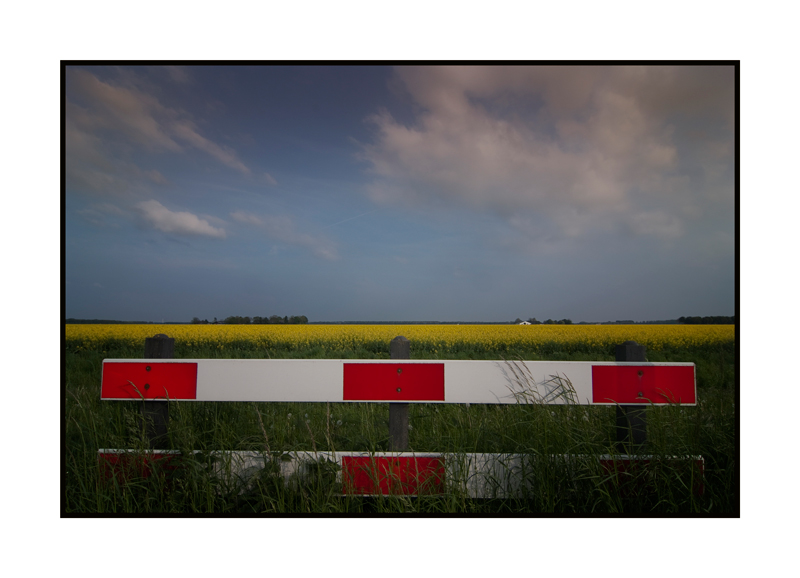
[527,318,541,324]
[191,317,202,324]
[514,318,523,324]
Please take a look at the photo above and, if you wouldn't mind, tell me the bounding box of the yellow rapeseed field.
[65,323,734,355]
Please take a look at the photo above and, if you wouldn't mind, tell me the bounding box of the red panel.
[98,452,181,481]
[591,365,695,405]
[343,363,444,401]
[342,456,445,495]
[101,362,198,400]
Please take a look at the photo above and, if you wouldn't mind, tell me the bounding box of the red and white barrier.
[101,359,696,406]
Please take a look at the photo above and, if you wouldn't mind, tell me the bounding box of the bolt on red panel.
[101,362,198,400]
[343,363,445,401]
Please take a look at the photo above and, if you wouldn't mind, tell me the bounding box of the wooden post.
[141,333,173,449]
[389,336,410,451]
[616,340,647,451]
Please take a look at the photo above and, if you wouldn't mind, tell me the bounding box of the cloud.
[66,68,251,198]
[262,172,278,186]
[230,210,263,226]
[137,200,226,238]
[68,69,182,152]
[163,65,191,84]
[627,210,684,239]
[77,202,125,227]
[230,210,338,260]
[171,119,251,174]
[65,114,160,197]
[358,66,734,242]
[145,169,169,184]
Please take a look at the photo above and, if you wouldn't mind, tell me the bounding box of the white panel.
[195,359,344,402]
[443,360,595,405]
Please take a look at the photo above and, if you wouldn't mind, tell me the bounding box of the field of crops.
[65,323,734,358]
[64,324,736,514]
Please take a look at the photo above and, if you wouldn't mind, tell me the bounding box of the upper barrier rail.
[101,358,696,406]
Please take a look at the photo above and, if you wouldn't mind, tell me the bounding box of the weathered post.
[389,336,410,451]
[616,340,647,451]
[141,334,173,449]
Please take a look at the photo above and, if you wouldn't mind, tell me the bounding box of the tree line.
[191,315,309,325]
[678,316,735,325]
[513,316,735,325]
[514,318,573,325]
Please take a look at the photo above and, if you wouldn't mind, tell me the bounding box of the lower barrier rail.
[98,449,705,498]
[97,334,703,498]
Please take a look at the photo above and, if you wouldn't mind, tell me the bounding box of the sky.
[64,64,736,323]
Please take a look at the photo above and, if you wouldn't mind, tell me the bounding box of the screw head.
[396,388,401,392]
[146,366,151,371]
[145,383,150,390]
[397,368,402,374]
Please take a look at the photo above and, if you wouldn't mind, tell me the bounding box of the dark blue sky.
[65,65,735,322]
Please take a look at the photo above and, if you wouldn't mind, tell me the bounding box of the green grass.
[64,339,736,514]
